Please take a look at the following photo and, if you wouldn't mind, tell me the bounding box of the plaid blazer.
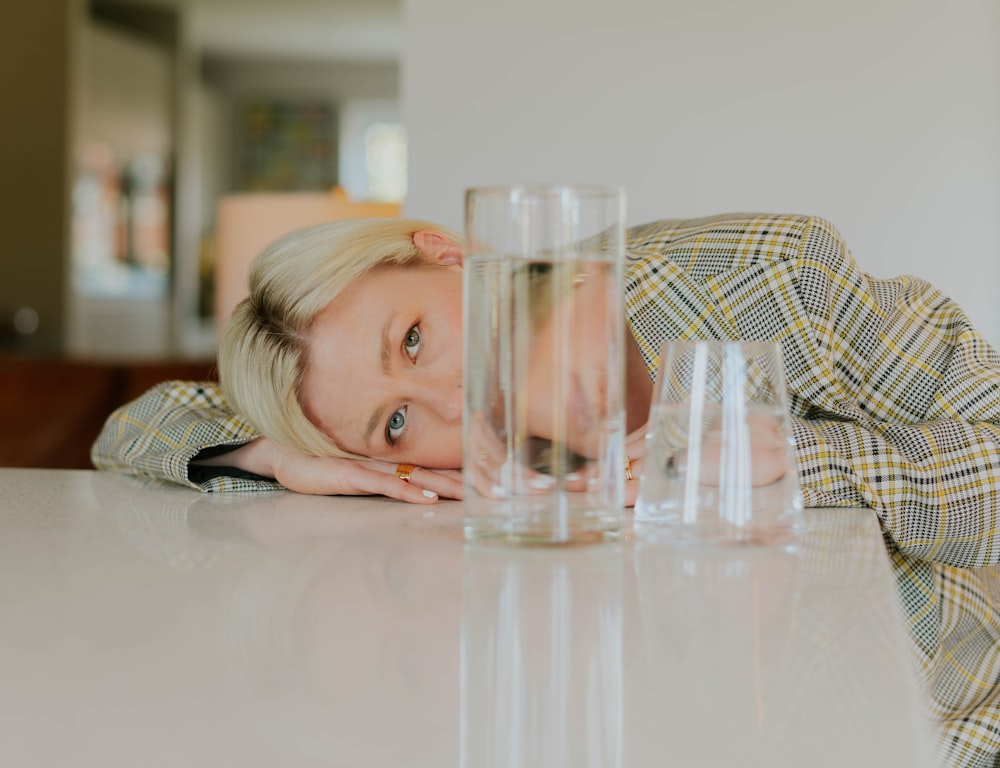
[93,212,1000,766]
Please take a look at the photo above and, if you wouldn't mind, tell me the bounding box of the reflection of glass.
[625,508,930,766]
[635,340,804,547]
[463,186,627,544]
[627,540,802,765]
[462,543,623,768]
[81,475,933,765]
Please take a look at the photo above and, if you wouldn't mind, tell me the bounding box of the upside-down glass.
[463,186,627,544]
[634,340,804,547]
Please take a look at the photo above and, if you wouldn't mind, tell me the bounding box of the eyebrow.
[363,314,397,446]
[380,313,393,375]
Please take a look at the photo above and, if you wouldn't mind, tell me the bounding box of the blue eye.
[404,325,420,361]
[386,405,408,444]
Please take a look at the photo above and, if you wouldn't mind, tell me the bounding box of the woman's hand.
[194,437,463,504]
[466,411,649,507]
[465,412,578,500]
[693,412,790,488]
[622,413,790,507]
[624,426,647,508]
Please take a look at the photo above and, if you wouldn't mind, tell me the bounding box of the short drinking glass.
[634,340,804,547]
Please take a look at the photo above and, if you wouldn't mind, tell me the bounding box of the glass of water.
[462,186,627,545]
[634,340,804,547]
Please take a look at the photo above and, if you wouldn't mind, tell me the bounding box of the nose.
[422,375,463,423]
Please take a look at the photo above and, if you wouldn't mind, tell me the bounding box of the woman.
[94,211,1000,529]
[93,216,662,504]
[94,210,1000,766]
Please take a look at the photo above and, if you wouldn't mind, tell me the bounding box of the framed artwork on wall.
[233,97,337,192]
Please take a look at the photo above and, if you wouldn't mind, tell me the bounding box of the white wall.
[402,0,1000,343]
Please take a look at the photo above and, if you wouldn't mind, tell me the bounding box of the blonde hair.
[218,217,461,457]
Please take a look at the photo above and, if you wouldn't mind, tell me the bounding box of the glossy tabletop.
[0,469,935,767]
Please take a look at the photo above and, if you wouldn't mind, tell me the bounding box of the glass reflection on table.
[461,543,623,767]
[83,473,931,768]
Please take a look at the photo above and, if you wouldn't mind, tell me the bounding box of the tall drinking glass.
[463,186,627,544]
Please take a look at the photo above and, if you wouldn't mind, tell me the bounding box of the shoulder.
[626,213,845,266]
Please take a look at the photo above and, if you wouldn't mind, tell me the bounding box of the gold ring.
[396,463,416,483]
[624,456,633,481]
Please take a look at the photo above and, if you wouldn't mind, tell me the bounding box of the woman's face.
[301,262,466,468]
[299,238,637,470]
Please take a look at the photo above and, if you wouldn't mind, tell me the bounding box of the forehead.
[309,265,414,334]
[329,263,441,309]
[306,269,396,366]
[299,289,380,447]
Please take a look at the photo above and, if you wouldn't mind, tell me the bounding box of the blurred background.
[1,0,405,466]
[2,0,998,467]
[2,0,404,362]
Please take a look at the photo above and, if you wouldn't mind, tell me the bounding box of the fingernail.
[530,475,555,489]
[490,484,508,498]
[566,472,582,482]
[422,489,437,499]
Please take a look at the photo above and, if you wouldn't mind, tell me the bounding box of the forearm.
[792,416,1000,567]
[189,439,279,485]
[92,380,278,492]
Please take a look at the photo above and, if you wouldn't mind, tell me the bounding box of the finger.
[362,458,456,476]
[269,451,451,502]
[619,426,647,508]
[468,413,561,495]
[325,464,441,504]
[468,411,508,471]
[625,479,639,508]
[467,456,548,498]
[625,426,648,462]
[624,455,642,507]
[467,455,507,499]
[408,466,464,500]
[358,460,463,500]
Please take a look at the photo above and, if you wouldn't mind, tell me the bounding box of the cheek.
[417,429,464,469]
[575,292,611,352]
[447,293,465,352]
[436,295,465,374]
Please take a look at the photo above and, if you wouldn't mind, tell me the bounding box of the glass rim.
[464,184,625,202]
[657,339,783,354]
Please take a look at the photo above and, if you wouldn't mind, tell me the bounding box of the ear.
[413,230,464,266]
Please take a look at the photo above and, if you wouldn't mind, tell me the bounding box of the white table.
[0,469,936,767]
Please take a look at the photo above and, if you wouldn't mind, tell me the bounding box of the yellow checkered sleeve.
[625,213,1000,767]
[91,380,281,492]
